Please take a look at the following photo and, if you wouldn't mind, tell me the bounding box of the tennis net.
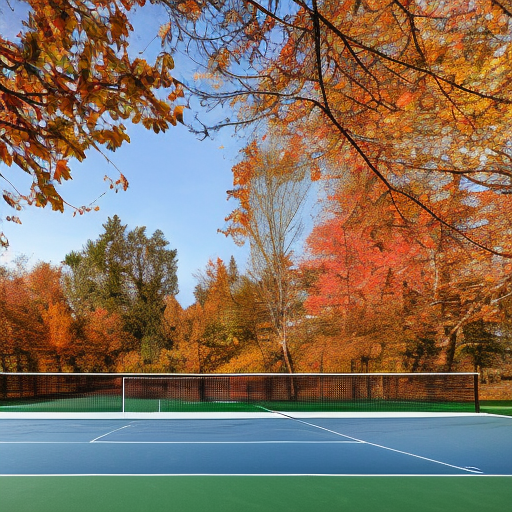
[0,372,479,413]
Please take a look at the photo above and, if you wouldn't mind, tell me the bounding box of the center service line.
[89,424,132,443]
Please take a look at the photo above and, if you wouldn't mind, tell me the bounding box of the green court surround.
[480,401,512,417]
[0,397,483,413]
[1,476,511,512]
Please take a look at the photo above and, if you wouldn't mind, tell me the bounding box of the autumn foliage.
[2,1,512,378]
[0,0,184,245]
[164,0,512,258]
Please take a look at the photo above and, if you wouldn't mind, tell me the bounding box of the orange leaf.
[174,105,185,124]
[0,143,12,166]
[54,160,71,183]
[396,91,415,108]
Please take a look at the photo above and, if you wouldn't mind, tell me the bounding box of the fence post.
[474,373,480,413]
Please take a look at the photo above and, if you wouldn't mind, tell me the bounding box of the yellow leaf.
[158,23,172,40]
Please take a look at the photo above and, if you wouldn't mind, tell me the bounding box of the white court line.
[89,424,132,443]
[92,440,362,444]
[1,473,510,477]
[0,442,91,444]
[0,440,361,444]
[0,412,492,419]
[274,412,485,475]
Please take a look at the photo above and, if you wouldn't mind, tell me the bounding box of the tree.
[63,215,130,316]
[222,135,312,373]
[6,1,512,258]
[301,168,425,370]
[458,320,505,373]
[123,224,179,361]
[183,257,272,373]
[0,0,184,244]
[0,260,78,371]
[164,0,512,257]
[27,262,77,370]
[63,215,178,363]
[76,308,133,372]
[0,263,45,370]
[302,163,512,372]
[189,258,244,372]
[5,1,512,257]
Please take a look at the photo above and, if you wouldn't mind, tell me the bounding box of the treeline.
[0,215,179,373]
[3,1,512,377]
[1,210,512,376]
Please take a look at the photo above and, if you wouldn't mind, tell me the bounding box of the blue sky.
[0,125,249,307]
[0,2,250,307]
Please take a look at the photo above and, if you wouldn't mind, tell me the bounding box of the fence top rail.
[0,372,479,377]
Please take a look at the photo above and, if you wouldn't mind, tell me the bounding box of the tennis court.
[1,373,511,511]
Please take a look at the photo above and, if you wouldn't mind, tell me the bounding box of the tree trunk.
[444,329,457,372]
[279,332,296,399]
[280,340,294,374]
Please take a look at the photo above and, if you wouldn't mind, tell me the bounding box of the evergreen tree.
[63,216,178,362]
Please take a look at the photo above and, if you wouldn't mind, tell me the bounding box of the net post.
[122,377,125,414]
[473,373,480,413]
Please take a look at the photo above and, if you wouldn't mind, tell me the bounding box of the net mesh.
[0,372,479,413]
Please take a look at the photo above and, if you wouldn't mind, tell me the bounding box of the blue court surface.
[1,412,511,511]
